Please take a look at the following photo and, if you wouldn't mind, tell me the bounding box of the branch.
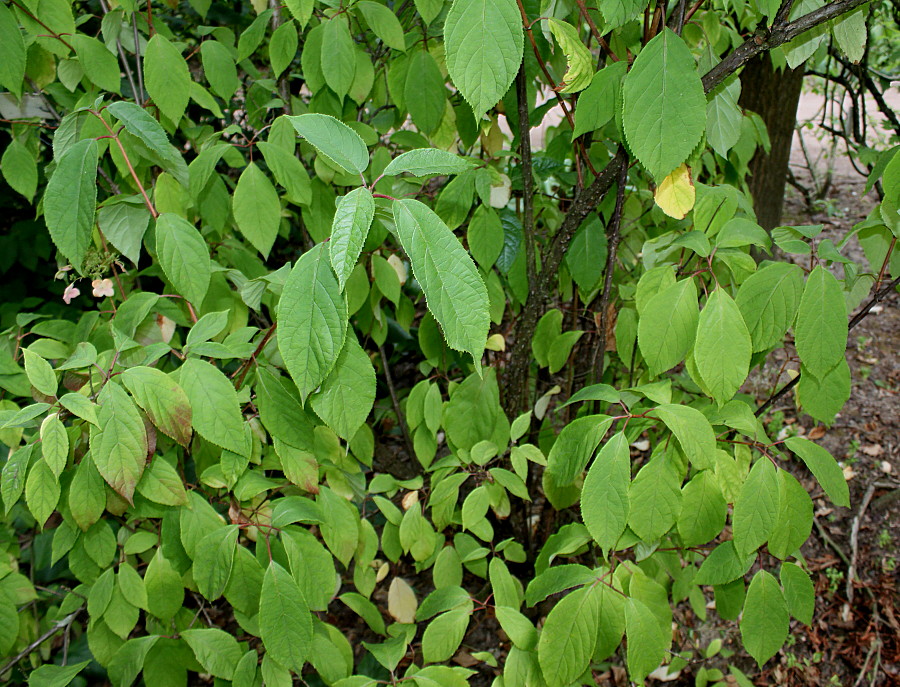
[378,344,415,460]
[0,610,82,676]
[591,158,628,379]
[755,274,900,417]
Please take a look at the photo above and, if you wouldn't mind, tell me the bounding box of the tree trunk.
[738,55,805,231]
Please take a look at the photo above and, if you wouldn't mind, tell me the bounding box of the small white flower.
[91,278,114,298]
[62,283,80,304]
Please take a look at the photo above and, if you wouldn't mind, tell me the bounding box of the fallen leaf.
[808,426,826,440]
[861,444,883,457]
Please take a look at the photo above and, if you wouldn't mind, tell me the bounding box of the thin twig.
[574,0,619,60]
[378,344,415,459]
[0,610,81,676]
[90,111,158,218]
[591,157,628,379]
[846,483,876,605]
[233,324,277,389]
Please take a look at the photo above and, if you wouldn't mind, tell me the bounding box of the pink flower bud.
[62,284,80,304]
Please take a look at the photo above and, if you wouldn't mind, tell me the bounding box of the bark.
[738,55,805,230]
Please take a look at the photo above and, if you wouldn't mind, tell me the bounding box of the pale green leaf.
[768,470,813,560]
[0,2,26,97]
[25,459,59,528]
[356,1,406,51]
[155,213,211,306]
[179,358,249,456]
[735,262,804,352]
[780,562,814,625]
[256,141,312,205]
[233,162,281,258]
[89,382,147,504]
[797,359,851,425]
[784,436,849,508]
[537,585,600,687]
[695,541,755,585]
[144,34,191,123]
[278,243,348,401]
[706,77,742,158]
[422,609,470,663]
[623,28,706,180]
[120,366,192,447]
[392,199,489,363]
[22,349,57,397]
[637,278,699,376]
[444,0,523,119]
[547,19,593,94]
[310,333,376,440]
[573,61,627,136]
[201,40,239,100]
[321,18,356,98]
[181,628,243,680]
[27,660,90,687]
[581,432,630,555]
[628,455,682,541]
[383,149,473,177]
[677,470,726,547]
[40,414,68,478]
[732,458,780,557]
[288,113,369,174]
[654,403,716,470]
[546,414,612,485]
[1,138,37,202]
[44,138,98,273]
[107,101,188,186]
[270,20,298,78]
[330,187,375,290]
[794,265,848,380]
[693,289,752,405]
[260,562,313,673]
[740,570,789,666]
[625,597,667,683]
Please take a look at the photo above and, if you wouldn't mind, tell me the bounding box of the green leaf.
[1,138,37,202]
[0,1,26,97]
[405,49,447,135]
[310,333,375,441]
[256,141,312,205]
[392,199,489,363]
[695,541,755,585]
[179,358,249,456]
[780,562,814,625]
[120,366,192,447]
[237,9,274,62]
[356,1,406,51]
[71,35,120,93]
[797,359,851,425]
[637,278,699,376]
[98,200,151,266]
[154,213,211,306]
[768,470,813,560]
[27,660,90,687]
[414,0,444,23]
[740,570,789,666]
[677,470,726,547]
[321,18,356,98]
[278,243,348,401]
[467,206,504,270]
[537,585,601,687]
[330,187,375,290]
[108,635,159,687]
[735,262,804,352]
[784,436,850,508]
[547,19,593,94]
[44,138,98,273]
[422,609,470,663]
[25,459,59,528]
[270,20,298,78]
[144,550,184,621]
[581,432,630,555]
[40,414,68,478]
[136,456,187,506]
[794,265,848,380]
[260,561,314,673]
[89,382,148,504]
[192,524,239,601]
[628,455,682,541]
[625,597,667,683]
[654,403,716,470]
[106,102,188,187]
[732,458,780,557]
[693,289,752,405]
[622,28,706,180]
[22,349,57,397]
[573,62,626,137]
[546,414,612,485]
[383,149,473,178]
[201,40,239,100]
[143,34,192,123]
[69,455,105,531]
[181,628,243,680]
[444,0,523,119]
[832,6,867,62]
[233,162,282,258]
[706,77,742,158]
[289,113,369,175]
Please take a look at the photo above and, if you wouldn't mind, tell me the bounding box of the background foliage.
[0,0,897,685]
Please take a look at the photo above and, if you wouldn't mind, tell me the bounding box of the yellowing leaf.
[387,577,418,623]
[654,164,695,219]
[547,19,593,94]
